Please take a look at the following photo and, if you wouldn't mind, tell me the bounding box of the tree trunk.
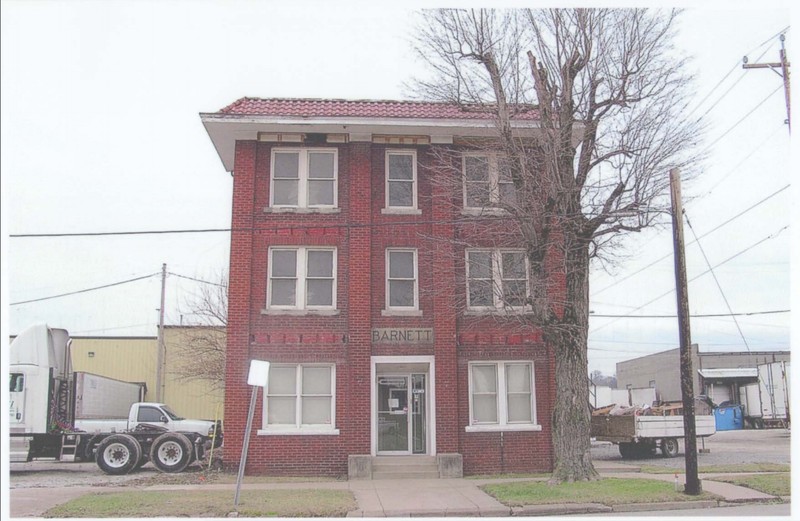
[546,239,599,483]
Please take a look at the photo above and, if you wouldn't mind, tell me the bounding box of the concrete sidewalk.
[10,467,785,518]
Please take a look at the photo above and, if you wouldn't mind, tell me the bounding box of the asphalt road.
[591,427,791,468]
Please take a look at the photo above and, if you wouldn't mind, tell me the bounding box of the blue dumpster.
[714,405,743,431]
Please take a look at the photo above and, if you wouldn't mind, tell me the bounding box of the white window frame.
[462,152,514,210]
[384,248,420,314]
[465,249,530,311]
[267,247,337,311]
[384,150,420,213]
[466,361,540,433]
[259,364,339,435]
[270,148,338,209]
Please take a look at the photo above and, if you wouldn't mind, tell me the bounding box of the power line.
[702,83,784,154]
[684,212,751,351]
[168,272,227,287]
[593,184,789,295]
[589,224,789,334]
[590,309,788,319]
[690,27,788,121]
[10,273,160,306]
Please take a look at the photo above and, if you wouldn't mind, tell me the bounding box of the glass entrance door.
[377,373,428,454]
[377,376,409,453]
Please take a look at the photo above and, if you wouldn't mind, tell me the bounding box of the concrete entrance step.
[372,456,439,479]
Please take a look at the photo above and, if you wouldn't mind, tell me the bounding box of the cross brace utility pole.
[743,33,791,132]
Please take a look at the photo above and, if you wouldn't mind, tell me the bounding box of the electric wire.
[684,212,751,351]
[10,272,161,306]
[593,184,789,295]
[589,309,788,319]
[168,272,227,287]
[701,83,784,154]
[690,27,787,121]
[589,224,789,334]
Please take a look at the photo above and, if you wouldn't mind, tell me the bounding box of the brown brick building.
[201,98,559,477]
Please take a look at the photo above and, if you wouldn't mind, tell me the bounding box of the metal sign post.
[234,360,270,508]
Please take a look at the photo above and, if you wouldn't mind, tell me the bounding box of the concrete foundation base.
[348,455,372,480]
[437,453,463,478]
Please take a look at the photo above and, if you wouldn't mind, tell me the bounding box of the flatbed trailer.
[591,414,716,458]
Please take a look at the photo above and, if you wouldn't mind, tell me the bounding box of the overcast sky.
[1,1,794,376]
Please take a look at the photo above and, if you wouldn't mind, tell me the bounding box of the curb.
[612,500,718,512]
[512,503,612,515]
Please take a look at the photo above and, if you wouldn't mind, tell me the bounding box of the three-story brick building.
[201,98,559,477]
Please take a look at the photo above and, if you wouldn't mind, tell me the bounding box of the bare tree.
[172,272,228,392]
[413,9,702,482]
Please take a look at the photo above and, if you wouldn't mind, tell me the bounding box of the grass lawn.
[466,472,551,480]
[707,474,791,497]
[119,468,343,487]
[44,489,357,518]
[639,463,791,474]
[482,478,719,506]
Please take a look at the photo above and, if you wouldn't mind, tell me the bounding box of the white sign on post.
[235,359,270,509]
[248,360,270,387]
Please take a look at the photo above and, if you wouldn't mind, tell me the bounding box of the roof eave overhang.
[200,113,573,173]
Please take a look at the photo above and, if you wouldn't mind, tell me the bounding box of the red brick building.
[201,98,558,478]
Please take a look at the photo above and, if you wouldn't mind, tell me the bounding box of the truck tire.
[618,442,635,459]
[661,438,679,458]
[150,433,192,473]
[96,434,142,475]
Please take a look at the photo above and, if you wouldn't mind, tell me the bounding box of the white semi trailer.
[9,324,222,475]
[739,361,791,429]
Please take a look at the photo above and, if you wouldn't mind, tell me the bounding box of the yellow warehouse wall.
[163,327,225,422]
[67,330,224,422]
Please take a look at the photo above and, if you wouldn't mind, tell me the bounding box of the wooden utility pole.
[743,33,791,131]
[155,263,167,402]
[669,170,701,495]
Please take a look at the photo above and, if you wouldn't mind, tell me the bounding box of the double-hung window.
[385,150,418,212]
[268,247,336,310]
[271,148,337,208]
[463,153,516,210]
[261,364,338,434]
[467,361,538,432]
[466,249,529,310]
[385,249,419,312]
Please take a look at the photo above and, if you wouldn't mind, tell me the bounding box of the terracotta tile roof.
[217,97,539,120]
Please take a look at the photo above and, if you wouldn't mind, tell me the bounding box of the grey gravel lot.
[591,428,791,468]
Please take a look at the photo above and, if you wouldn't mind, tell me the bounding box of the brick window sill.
[464,309,532,316]
[263,207,341,214]
[261,309,340,316]
[381,309,423,317]
[464,424,542,433]
[461,208,509,217]
[257,428,340,436]
[381,208,422,215]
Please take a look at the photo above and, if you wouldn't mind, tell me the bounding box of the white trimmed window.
[262,364,338,434]
[467,361,538,432]
[268,247,336,310]
[385,150,418,211]
[463,153,515,209]
[271,148,338,208]
[385,249,419,311]
[466,249,529,310]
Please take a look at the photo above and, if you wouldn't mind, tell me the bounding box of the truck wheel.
[618,443,635,459]
[661,438,679,458]
[150,433,192,473]
[96,434,142,475]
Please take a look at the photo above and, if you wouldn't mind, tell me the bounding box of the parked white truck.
[9,324,222,475]
[591,413,716,458]
[739,361,791,429]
